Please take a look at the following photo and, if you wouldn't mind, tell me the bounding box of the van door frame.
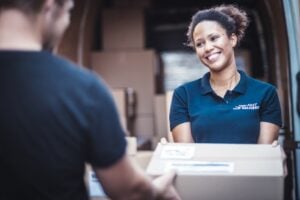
[283,0,300,199]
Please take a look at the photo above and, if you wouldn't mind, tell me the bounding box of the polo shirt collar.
[199,70,248,95]
[200,72,213,95]
[234,70,247,94]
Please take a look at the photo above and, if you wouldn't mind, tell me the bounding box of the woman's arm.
[257,122,280,144]
[172,122,194,143]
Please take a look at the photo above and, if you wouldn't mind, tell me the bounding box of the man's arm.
[93,154,181,200]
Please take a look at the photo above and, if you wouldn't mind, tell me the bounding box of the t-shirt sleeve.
[86,77,126,168]
[259,86,282,127]
[169,86,190,131]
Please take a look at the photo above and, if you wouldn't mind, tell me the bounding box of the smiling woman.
[193,20,238,97]
[169,4,282,144]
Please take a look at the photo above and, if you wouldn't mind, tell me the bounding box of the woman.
[169,5,282,144]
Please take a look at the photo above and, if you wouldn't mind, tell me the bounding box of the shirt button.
[226,101,229,104]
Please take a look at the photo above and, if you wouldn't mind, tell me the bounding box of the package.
[146,143,284,200]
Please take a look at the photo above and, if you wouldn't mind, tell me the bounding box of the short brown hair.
[0,0,67,13]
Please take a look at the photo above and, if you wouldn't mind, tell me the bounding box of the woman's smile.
[205,51,221,63]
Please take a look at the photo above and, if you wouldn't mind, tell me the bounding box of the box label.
[164,161,235,173]
[161,145,195,159]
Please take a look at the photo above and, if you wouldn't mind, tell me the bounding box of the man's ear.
[230,33,238,48]
[43,0,55,12]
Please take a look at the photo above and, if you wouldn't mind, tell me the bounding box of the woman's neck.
[209,68,240,97]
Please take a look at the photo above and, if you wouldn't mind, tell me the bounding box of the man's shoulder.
[0,50,97,83]
[52,54,96,80]
[30,52,108,98]
[45,53,105,91]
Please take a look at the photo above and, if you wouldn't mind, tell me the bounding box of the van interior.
[57,0,300,199]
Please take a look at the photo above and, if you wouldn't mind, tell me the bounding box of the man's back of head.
[0,0,67,14]
[0,0,73,51]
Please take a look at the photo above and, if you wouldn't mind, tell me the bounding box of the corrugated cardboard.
[146,143,284,200]
[101,8,144,50]
[91,50,157,139]
[111,89,128,135]
[154,94,168,144]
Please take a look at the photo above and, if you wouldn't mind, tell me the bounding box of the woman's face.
[192,20,237,72]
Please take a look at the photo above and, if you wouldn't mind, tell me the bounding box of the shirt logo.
[233,103,260,110]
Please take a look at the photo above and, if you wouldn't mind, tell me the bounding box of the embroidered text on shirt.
[233,103,260,110]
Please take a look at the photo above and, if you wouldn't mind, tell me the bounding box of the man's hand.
[152,170,181,200]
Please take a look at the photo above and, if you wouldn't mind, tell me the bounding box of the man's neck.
[0,10,42,51]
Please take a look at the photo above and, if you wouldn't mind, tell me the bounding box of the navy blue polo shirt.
[169,70,282,144]
[0,51,127,199]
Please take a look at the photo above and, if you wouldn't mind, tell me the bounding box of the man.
[0,0,181,199]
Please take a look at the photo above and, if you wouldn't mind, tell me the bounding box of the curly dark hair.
[186,4,249,47]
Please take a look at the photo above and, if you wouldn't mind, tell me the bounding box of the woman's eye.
[196,42,204,48]
[211,36,219,41]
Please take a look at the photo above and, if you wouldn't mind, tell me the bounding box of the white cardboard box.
[146,143,284,200]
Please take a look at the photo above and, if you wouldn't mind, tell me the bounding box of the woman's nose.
[204,41,214,52]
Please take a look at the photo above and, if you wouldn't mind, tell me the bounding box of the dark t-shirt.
[170,70,282,143]
[0,51,126,199]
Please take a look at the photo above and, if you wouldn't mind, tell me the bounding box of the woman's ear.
[230,33,238,48]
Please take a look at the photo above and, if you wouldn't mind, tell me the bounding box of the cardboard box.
[146,143,284,200]
[92,50,157,139]
[154,95,168,144]
[111,89,128,135]
[101,8,144,50]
